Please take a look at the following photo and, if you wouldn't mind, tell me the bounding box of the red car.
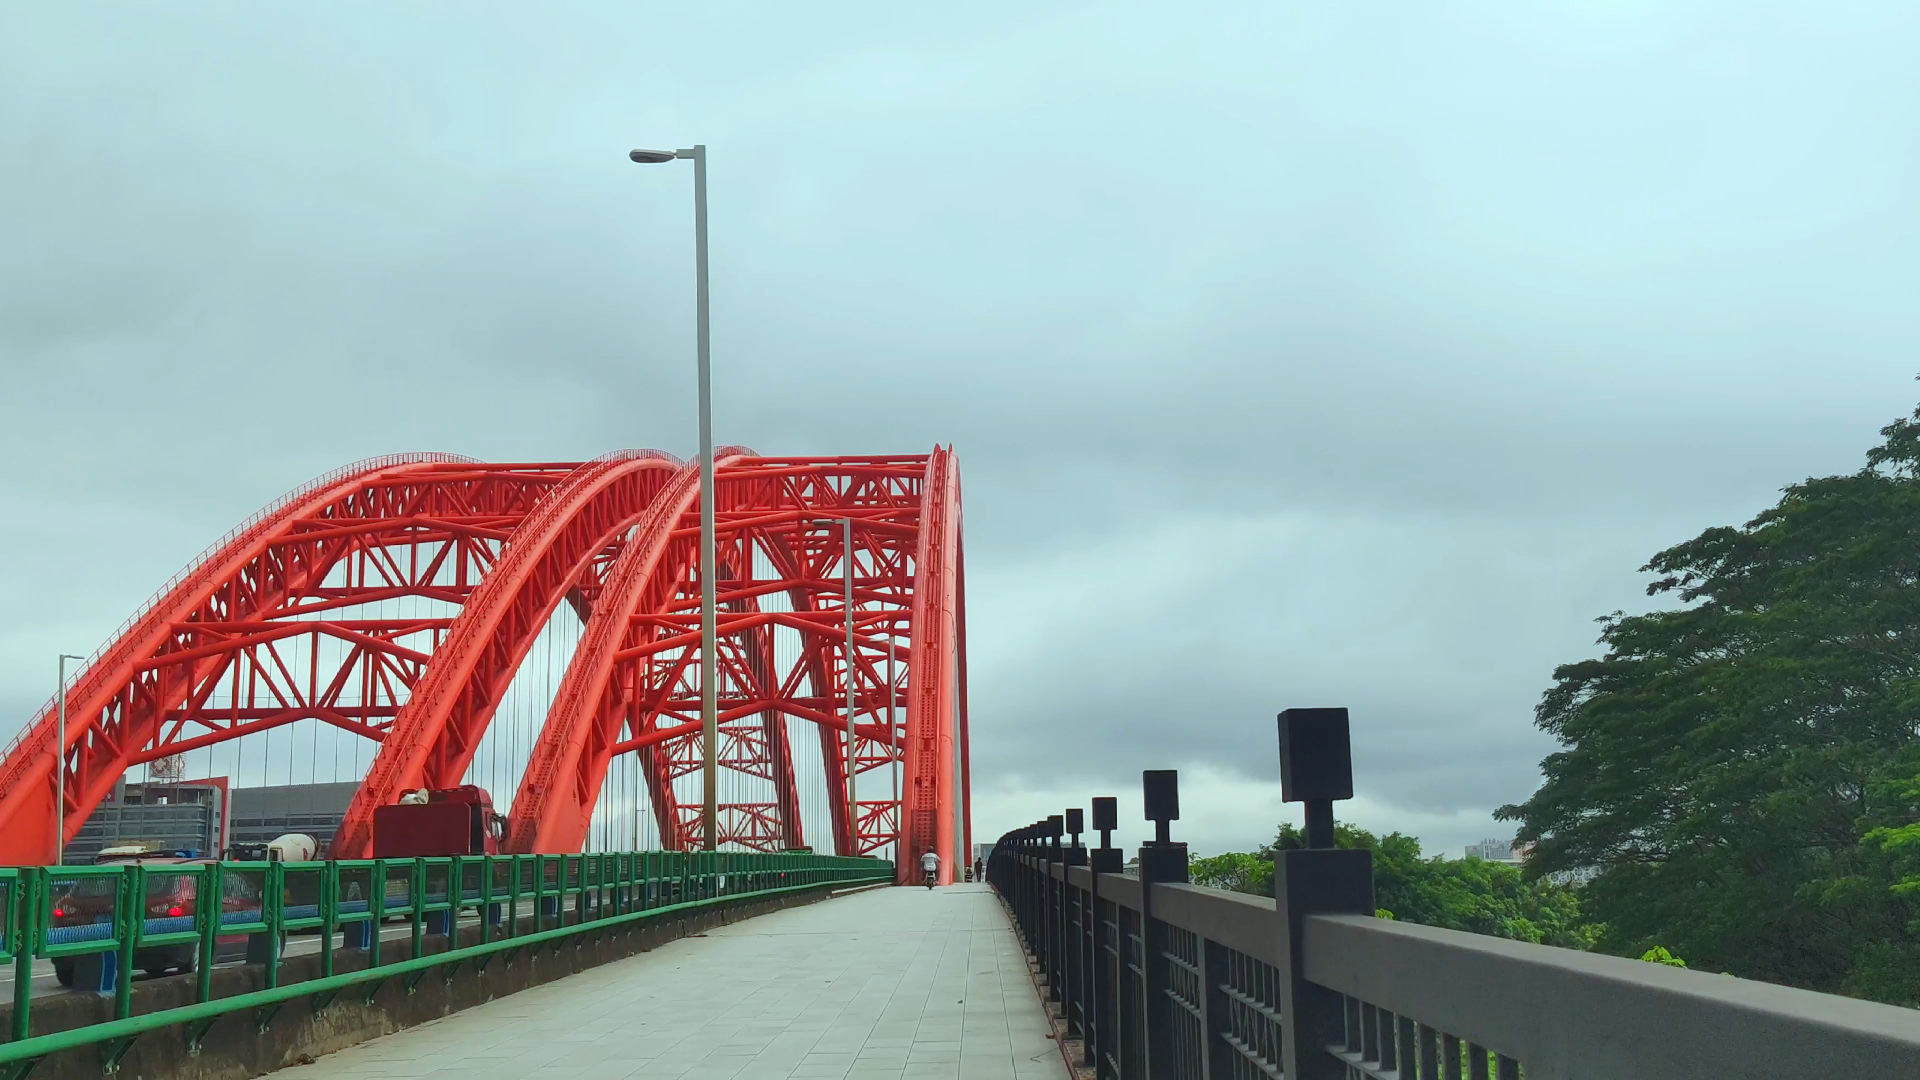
[50,851,260,984]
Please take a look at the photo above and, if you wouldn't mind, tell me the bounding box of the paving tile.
[274,885,1065,1080]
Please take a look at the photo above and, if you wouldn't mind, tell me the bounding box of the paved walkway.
[280,883,1067,1080]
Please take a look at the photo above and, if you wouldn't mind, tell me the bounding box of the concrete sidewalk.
[279,883,1067,1080]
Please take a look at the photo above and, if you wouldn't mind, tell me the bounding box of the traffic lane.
[27,914,483,999]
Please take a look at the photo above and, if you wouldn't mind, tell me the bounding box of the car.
[49,850,261,985]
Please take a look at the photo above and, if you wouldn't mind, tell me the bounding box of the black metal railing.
[987,707,1920,1079]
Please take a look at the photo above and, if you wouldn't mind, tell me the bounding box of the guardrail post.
[1138,769,1188,1080]
[1086,796,1120,1073]
[10,868,36,1042]
[1044,815,1064,1005]
[247,859,286,988]
[347,864,374,951]
[429,857,455,937]
[69,869,128,998]
[115,867,136,1017]
[1062,807,1087,1045]
[1274,708,1374,1080]
[1023,826,1037,935]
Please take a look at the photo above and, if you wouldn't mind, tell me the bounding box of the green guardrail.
[0,850,891,1077]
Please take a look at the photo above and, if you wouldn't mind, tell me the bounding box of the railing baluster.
[8,868,35,1043]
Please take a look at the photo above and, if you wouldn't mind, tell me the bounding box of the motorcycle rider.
[920,849,939,889]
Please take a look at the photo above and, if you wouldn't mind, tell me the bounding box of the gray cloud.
[5,2,1920,859]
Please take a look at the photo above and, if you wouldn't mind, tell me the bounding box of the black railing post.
[1028,822,1045,950]
[1087,795,1121,1074]
[1020,824,1038,946]
[1015,830,1026,933]
[1045,814,1065,1004]
[1063,807,1087,1044]
[1006,831,1018,927]
[1031,821,1047,954]
[1138,769,1189,1080]
[1274,708,1374,1080]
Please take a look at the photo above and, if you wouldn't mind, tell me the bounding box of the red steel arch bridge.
[0,449,969,884]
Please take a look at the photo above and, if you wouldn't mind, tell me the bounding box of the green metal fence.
[0,850,890,1076]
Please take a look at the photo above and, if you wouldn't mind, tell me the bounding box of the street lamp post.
[842,516,857,857]
[55,652,84,866]
[888,598,898,863]
[630,144,719,851]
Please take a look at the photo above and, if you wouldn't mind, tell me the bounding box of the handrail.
[985,708,1920,1080]
[1005,850,1920,1079]
[1302,910,1920,1079]
[0,850,890,1071]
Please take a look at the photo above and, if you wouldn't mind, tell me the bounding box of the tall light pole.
[630,144,719,851]
[842,516,857,857]
[55,652,84,866]
[888,602,897,863]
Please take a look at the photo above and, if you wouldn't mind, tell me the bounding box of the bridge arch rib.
[331,451,684,858]
[0,449,968,880]
[505,450,968,883]
[505,450,749,855]
[0,454,575,866]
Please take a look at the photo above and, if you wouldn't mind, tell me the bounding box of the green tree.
[1265,823,1599,949]
[1640,946,1687,968]
[1189,851,1272,896]
[1192,824,1599,950]
[1496,399,1920,1005]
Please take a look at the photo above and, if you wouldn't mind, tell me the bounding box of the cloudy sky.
[5,2,1920,859]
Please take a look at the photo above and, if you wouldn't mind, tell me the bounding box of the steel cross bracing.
[0,450,969,885]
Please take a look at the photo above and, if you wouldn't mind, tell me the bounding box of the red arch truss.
[505,450,968,883]
[0,450,968,882]
[332,451,684,858]
[0,456,575,866]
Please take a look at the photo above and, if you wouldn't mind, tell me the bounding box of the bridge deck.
[282,883,1066,1080]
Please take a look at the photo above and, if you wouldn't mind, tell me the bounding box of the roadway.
[279,883,1066,1080]
[28,917,469,999]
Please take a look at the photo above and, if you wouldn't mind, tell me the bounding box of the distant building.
[228,781,359,850]
[69,779,228,861]
[69,779,361,861]
[1464,838,1522,863]
[1545,865,1602,887]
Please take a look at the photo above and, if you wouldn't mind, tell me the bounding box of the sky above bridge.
[5,2,1920,859]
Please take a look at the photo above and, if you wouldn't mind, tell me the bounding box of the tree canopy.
[1191,822,1598,950]
[1495,400,1920,1005]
